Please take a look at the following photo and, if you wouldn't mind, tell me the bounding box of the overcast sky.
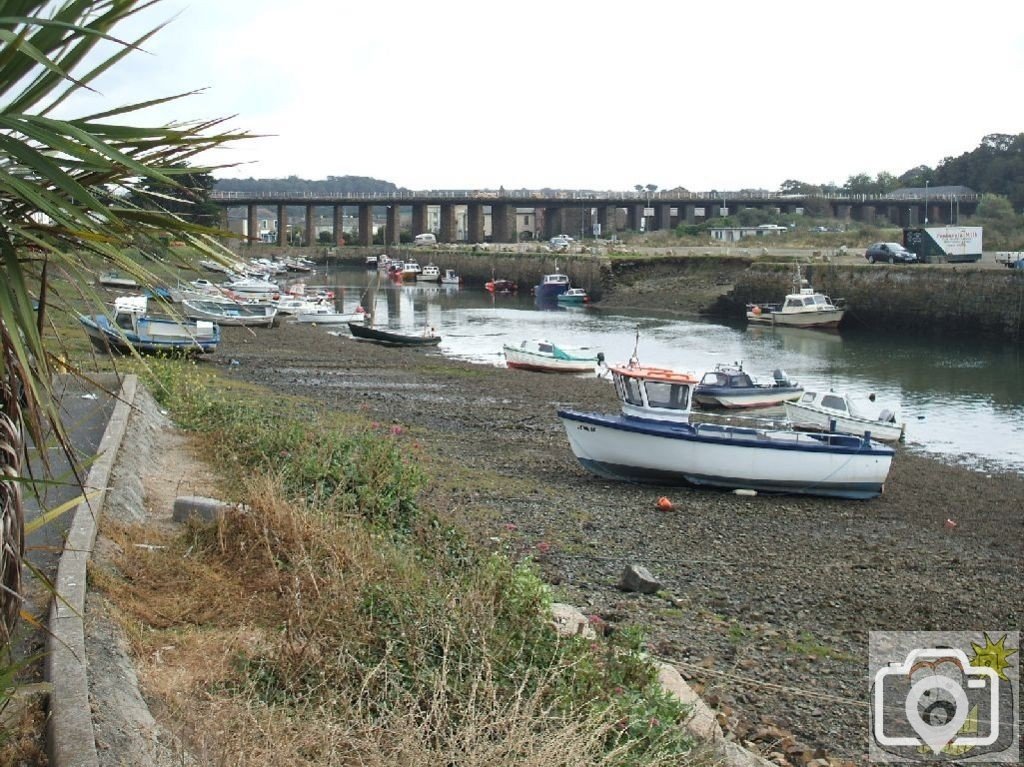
[63,0,1023,192]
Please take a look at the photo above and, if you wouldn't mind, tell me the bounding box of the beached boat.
[182,298,278,327]
[745,265,845,329]
[79,296,219,355]
[97,270,138,289]
[785,390,906,443]
[221,276,280,297]
[534,270,571,299]
[348,322,440,347]
[295,307,367,325]
[556,287,590,305]
[503,339,604,373]
[693,363,804,409]
[557,360,894,499]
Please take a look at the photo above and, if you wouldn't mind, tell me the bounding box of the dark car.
[865,242,918,264]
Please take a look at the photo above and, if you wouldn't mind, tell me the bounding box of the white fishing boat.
[295,306,367,324]
[784,390,906,443]
[221,276,280,296]
[503,339,604,373]
[440,268,462,285]
[745,265,845,329]
[417,263,441,282]
[558,360,894,499]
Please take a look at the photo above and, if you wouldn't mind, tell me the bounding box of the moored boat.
[745,265,845,329]
[558,360,894,499]
[485,278,517,294]
[693,363,804,409]
[784,390,906,443]
[441,268,462,285]
[556,287,590,305]
[417,264,441,282]
[79,296,219,355]
[503,339,604,373]
[534,270,571,299]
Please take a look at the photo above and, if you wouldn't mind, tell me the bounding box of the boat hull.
[503,346,598,373]
[557,410,892,499]
[80,314,219,355]
[693,386,804,409]
[784,401,906,443]
[347,322,440,346]
[295,311,365,325]
[182,299,277,327]
[747,308,845,328]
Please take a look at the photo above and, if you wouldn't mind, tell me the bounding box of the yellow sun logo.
[969,632,1018,681]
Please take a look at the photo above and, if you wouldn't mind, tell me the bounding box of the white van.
[413,233,437,246]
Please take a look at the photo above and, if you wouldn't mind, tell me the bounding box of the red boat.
[485,278,517,294]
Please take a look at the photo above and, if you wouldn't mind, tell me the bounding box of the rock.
[618,563,661,594]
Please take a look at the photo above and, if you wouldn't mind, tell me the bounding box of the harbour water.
[307,266,1024,474]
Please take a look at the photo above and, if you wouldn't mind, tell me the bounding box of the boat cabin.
[699,367,754,390]
[782,290,837,312]
[610,364,698,423]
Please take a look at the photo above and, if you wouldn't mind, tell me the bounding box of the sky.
[60,0,1024,193]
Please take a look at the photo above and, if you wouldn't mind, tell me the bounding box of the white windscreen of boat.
[645,381,690,410]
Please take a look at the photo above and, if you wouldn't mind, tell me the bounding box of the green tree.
[0,0,250,646]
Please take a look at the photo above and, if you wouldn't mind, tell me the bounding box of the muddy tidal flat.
[212,320,1023,760]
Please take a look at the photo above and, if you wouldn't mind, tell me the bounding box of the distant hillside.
[214,175,404,195]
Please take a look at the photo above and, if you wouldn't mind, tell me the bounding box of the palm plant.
[0,0,251,646]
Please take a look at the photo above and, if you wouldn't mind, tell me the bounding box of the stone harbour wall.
[707,262,1024,341]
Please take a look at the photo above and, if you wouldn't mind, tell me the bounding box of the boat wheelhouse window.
[732,373,754,388]
[616,375,646,407]
[701,372,728,386]
[802,297,815,306]
[813,295,830,306]
[644,381,690,410]
[538,342,553,354]
[784,298,802,309]
[115,313,134,330]
[821,394,847,412]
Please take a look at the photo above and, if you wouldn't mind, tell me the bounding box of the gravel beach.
[211,317,1023,761]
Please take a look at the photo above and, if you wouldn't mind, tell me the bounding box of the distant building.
[710,224,787,242]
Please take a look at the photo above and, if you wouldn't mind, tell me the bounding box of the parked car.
[865,242,918,264]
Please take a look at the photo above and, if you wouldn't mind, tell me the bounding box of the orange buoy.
[655,496,674,512]
[751,305,762,316]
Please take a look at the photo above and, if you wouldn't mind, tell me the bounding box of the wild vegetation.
[84,359,700,765]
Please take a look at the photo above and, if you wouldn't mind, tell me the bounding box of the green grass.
[130,359,699,765]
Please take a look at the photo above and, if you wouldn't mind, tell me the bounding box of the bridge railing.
[208,190,981,204]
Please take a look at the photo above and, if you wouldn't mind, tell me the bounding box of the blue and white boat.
[79,296,220,355]
[534,270,571,299]
[558,361,894,499]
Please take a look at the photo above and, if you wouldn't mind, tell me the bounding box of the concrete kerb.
[551,603,774,767]
[46,374,138,767]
